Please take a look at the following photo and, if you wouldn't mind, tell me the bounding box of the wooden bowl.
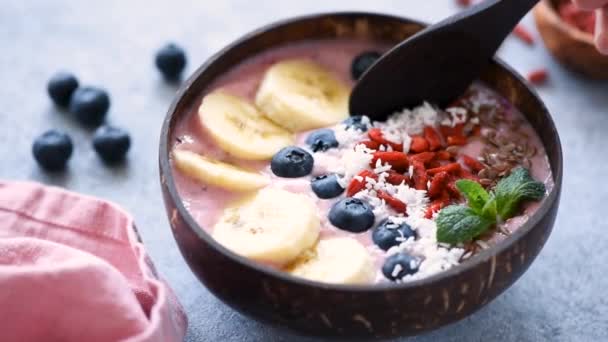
[159,12,563,338]
[534,0,608,78]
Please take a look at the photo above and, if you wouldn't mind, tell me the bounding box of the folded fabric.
[0,180,187,342]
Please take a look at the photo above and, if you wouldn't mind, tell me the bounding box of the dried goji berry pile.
[559,1,596,35]
[346,102,489,219]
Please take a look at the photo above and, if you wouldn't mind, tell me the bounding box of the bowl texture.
[534,0,608,79]
[159,12,563,338]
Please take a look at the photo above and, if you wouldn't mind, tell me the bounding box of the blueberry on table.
[69,86,110,127]
[155,43,187,80]
[382,253,420,281]
[271,146,314,178]
[305,129,338,152]
[311,174,344,199]
[351,51,381,80]
[92,125,131,163]
[372,219,417,251]
[32,130,73,171]
[328,198,375,233]
[47,71,79,107]
[342,115,370,132]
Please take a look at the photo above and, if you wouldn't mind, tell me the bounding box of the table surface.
[2,1,607,341]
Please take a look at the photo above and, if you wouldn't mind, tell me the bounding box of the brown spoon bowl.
[534,0,608,79]
[159,12,563,338]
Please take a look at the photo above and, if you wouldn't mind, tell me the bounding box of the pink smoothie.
[170,39,553,282]
[171,39,389,240]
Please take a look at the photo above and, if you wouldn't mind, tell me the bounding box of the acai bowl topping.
[170,40,552,285]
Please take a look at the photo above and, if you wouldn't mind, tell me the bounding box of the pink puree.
[170,39,553,265]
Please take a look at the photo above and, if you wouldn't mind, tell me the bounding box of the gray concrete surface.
[1,0,606,341]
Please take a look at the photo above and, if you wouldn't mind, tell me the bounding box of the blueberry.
[271,146,314,178]
[342,115,370,132]
[382,253,420,281]
[155,43,187,80]
[351,51,381,80]
[311,174,344,199]
[69,86,110,127]
[372,219,417,251]
[47,72,79,107]
[328,198,375,233]
[305,129,338,152]
[32,130,73,171]
[92,125,131,163]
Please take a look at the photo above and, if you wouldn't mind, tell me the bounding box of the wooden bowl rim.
[537,0,596,45]
[159,11,563,292]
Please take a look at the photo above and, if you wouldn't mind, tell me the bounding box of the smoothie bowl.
[159,13,562,337]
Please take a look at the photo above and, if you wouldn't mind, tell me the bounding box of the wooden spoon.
[349,0,540,119]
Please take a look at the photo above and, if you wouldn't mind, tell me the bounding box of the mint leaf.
[455,179,489,215]
[436,205,494,244]
[481,195,497,220]
[494,167,546,220]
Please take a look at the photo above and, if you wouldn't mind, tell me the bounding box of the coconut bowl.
[159,12,563,338]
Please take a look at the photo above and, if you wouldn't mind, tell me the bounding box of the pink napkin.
[0,180,187,342]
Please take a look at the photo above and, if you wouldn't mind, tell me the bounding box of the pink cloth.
[0,180,187,342]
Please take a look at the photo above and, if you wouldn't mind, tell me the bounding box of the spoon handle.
[451,0,540,50]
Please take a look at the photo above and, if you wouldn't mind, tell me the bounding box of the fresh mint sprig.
[436,167,545,244]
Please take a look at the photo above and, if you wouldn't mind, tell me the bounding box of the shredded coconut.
[392,185,429,219]
[469,85,499,113]
[446,107,468,127]
[392,264,403,278]
[384,102,438,136]
[336,144,373,185]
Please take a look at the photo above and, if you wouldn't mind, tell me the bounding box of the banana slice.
[173,150,269,191]
[199,92,294,160]
[213,188,320,265]
[255,59,350,132]
[288,237,375,285]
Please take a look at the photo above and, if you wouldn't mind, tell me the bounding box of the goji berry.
[424,126,442,151]
[346,170,377,197]
[410,136,429,153]
[377,190,407,214]
[425,191,451,218]
[428,171,449,198]
[371,151,409,172]
[368,128,403,151]
[410,151,436,164]
[513,25,535,45]
[435,150,452,161]
[368,128,384,143]
[385,171,411,186]
[527,69,548,85]
[462,154,485,172]
[359,140,381,150]
[412,161,428,191]
[446,179,461,199]
[428,160,442,168]
[440,123,464,138]
[427,162,461,175]
[447,135,468,146]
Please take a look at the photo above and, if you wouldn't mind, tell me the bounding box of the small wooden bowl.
[159,12,563,338]
[534,0,608,78]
